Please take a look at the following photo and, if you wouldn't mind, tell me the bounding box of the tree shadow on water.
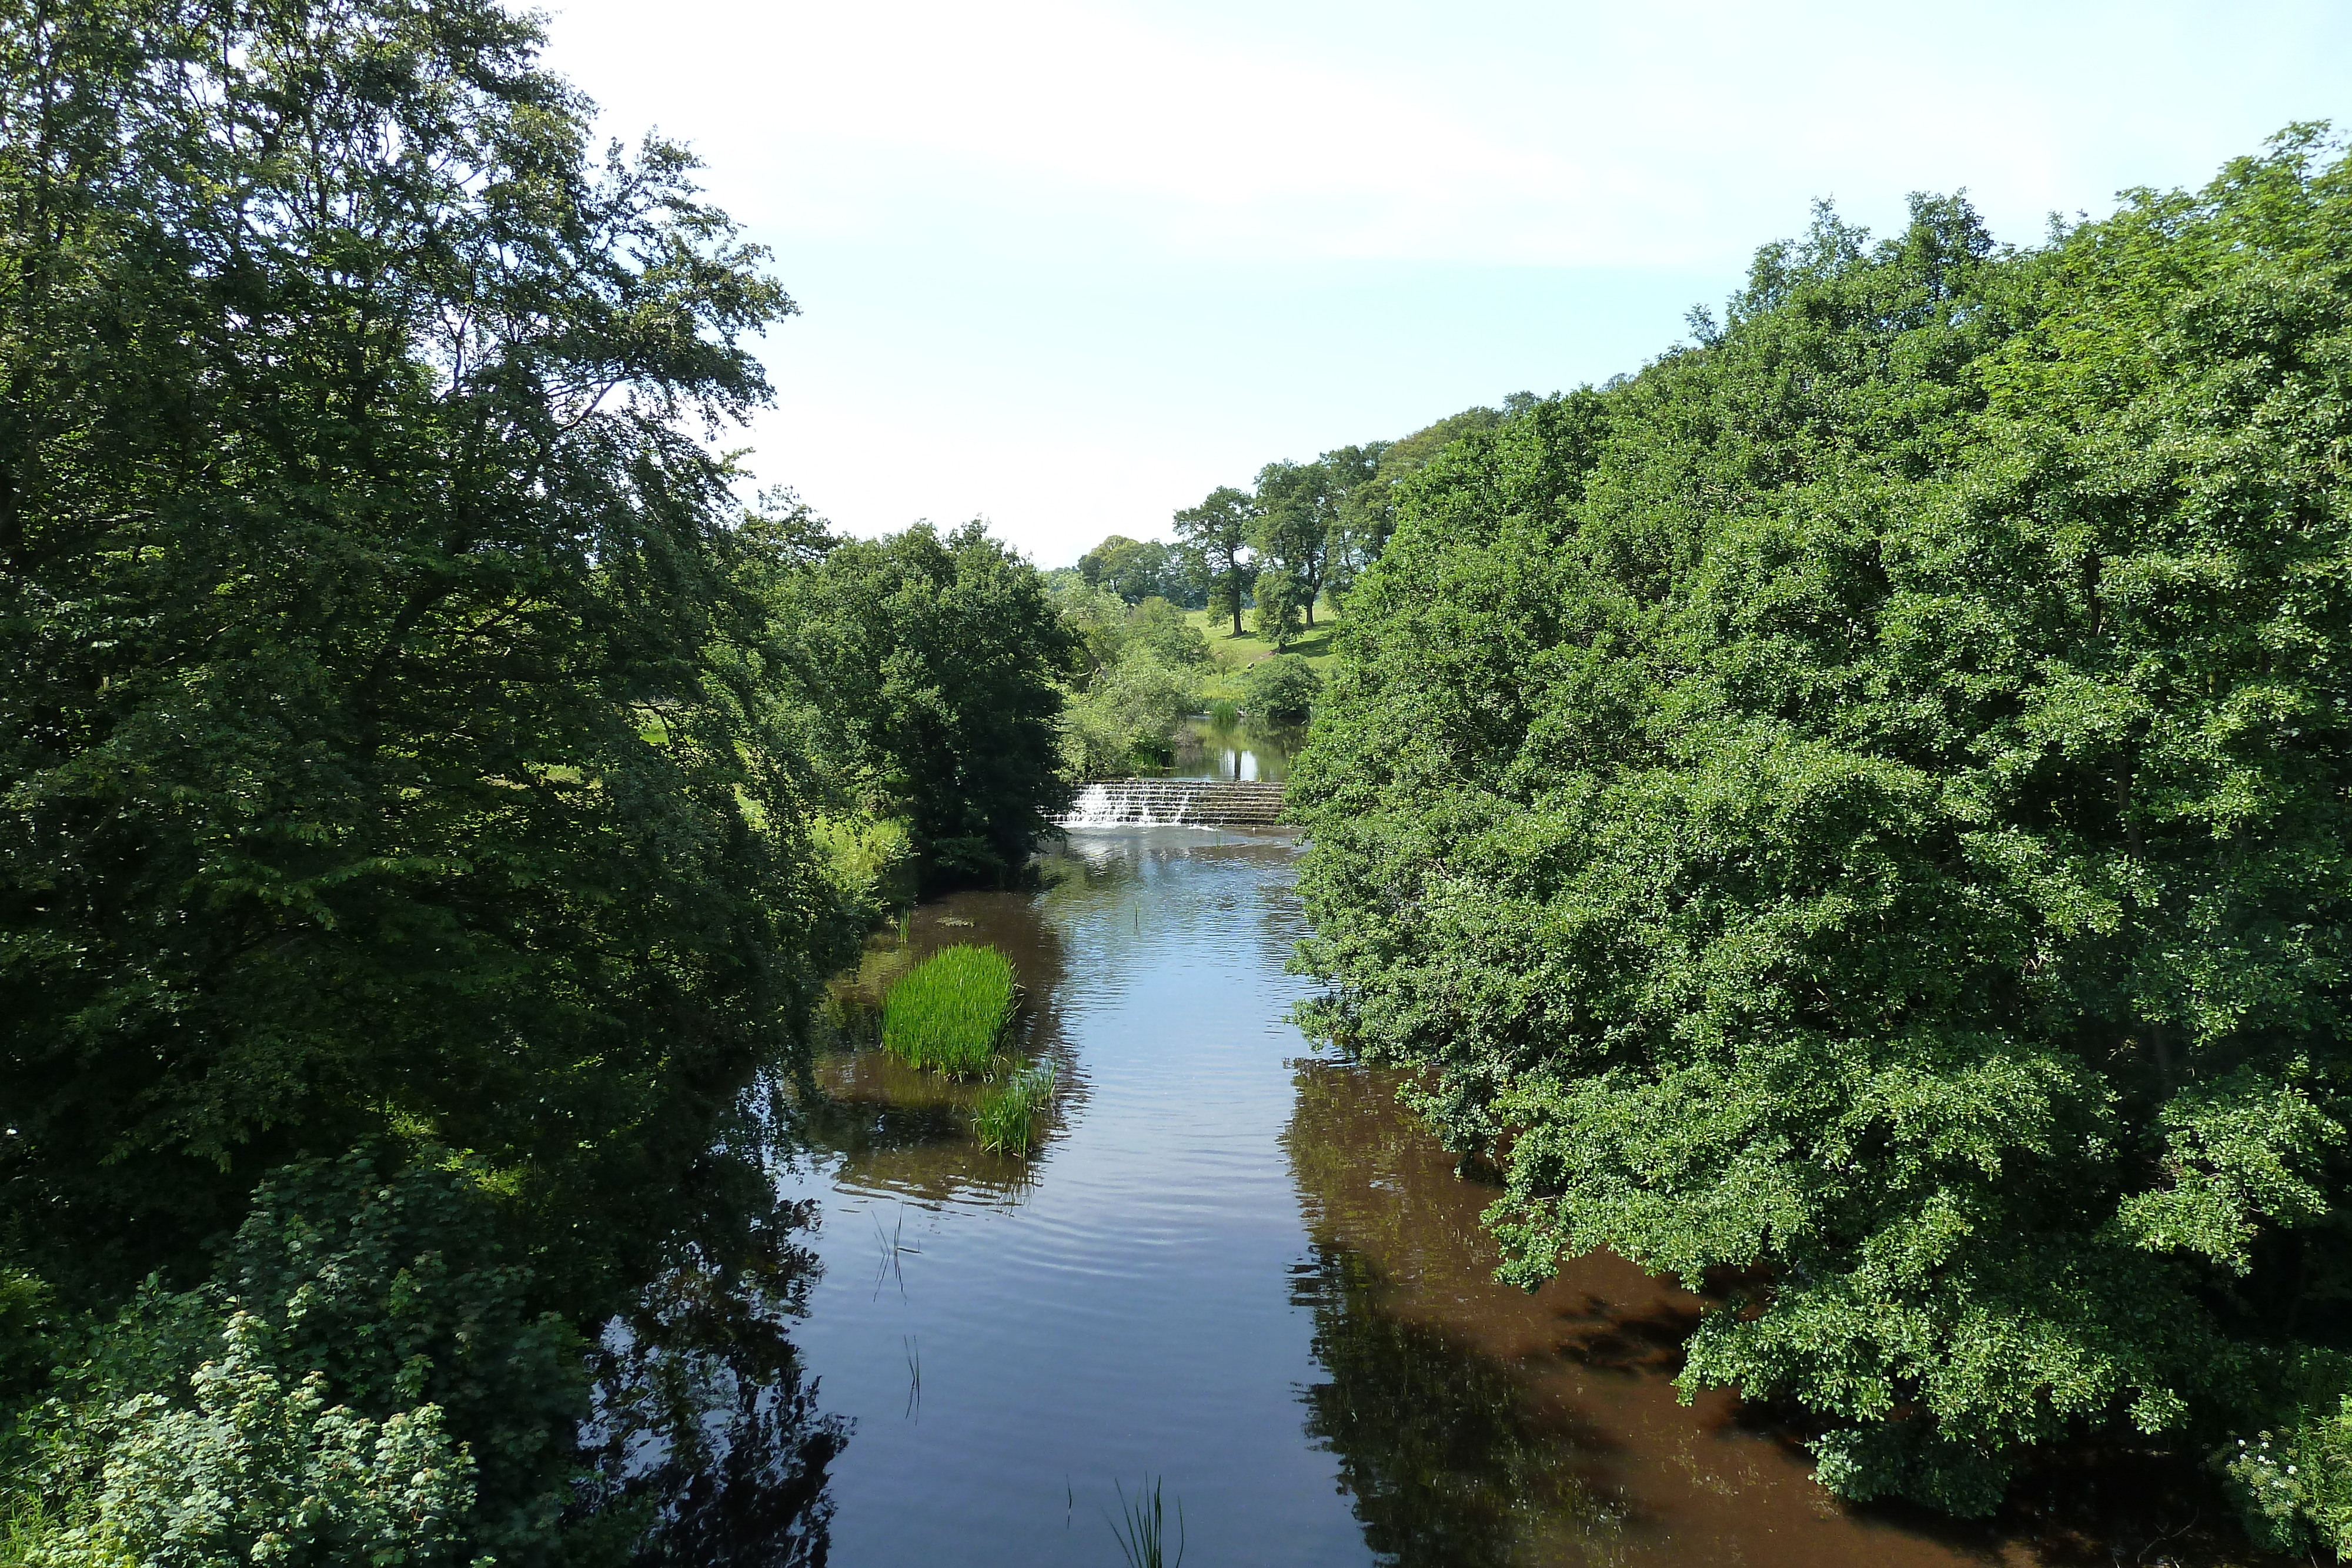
[1292,1243,1631,1568]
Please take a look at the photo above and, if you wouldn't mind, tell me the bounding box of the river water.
[773,826,2234,1567]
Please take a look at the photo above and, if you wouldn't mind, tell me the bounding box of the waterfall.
[1054,779,1287,830]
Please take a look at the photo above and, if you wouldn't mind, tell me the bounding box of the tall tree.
[786,522,1077,890]
[1172,485,1256,636]
[1252,459,1334,626]
[0,0,834,1266]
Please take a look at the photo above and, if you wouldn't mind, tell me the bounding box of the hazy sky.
[538,0,2352,566]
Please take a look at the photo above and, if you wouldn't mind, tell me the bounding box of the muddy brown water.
[771,827,2249,1567]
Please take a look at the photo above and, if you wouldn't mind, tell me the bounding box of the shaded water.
[773,828,2243,1567]
[1162,716,1301,781]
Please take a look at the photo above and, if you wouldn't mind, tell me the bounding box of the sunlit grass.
[880,944,1015,1076]
[972,1059,1058,1156]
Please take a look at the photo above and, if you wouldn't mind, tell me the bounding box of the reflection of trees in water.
[578,1104,850,1565]
[1285,1058,1626,1568]
[1294,1245,1624,1568]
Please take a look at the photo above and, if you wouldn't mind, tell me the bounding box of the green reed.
[972,1058,1058,1156]
[880,943,1016,1076]
[1107,1476,1183,1568]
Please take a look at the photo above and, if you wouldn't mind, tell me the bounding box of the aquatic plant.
[880,944,1017,1076]
[1207,698,1240,729]
[972,1059,1058,1156]
[1106,1476,1183,1568]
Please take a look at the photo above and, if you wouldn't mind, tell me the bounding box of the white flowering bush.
[26,1312,483,1568]
[2223,1397,2352,1559]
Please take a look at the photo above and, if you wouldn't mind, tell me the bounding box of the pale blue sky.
[540,0,2352,566]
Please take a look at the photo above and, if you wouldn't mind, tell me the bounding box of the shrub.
[1242,654,1318,725]
[881,945,1017,1076]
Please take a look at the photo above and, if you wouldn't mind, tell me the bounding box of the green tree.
[1077,534,1185,604]
[1173,485,1257,637]
[0,0,835,1273]
[1292,135,2352,1531]
[1252,566,1308,649]
[1252,460,1334,626]
[787,522,1077,890]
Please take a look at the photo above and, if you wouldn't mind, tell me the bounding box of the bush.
[1057,648,1201,780]
[1243,654,1319,725]
[881,945,1017,1076]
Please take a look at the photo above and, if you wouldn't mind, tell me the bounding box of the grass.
[972,1058,1058,1156]
[1185,601,1342,701]
[880,944,1017,1076]
[1107,1476,1184,1568]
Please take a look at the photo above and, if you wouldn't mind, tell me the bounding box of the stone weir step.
[1059,778,1288,827]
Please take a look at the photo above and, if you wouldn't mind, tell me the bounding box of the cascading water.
[1055,779,1287,829]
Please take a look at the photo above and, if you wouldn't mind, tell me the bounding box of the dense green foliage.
[1077,534,1200,607]
[1053,584,1207,777]
[881,944,1018,1076]
[0,0,1060,1559]
[1243,654,1320,726]
[1294,132,2352,1532]
[764,521,1077,891]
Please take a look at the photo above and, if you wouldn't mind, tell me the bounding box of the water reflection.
[579,1104,850,1566]
[1164,716,1305,781]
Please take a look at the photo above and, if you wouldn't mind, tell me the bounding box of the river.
[766,824,2236,1567]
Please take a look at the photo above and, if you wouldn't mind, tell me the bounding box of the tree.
[1252,566,1308,649]
[1252,460,1334,627]
[1292,136,2352,1535]
[787,522,1077,890]
[0,0,837,1270]
[1243,653,1319,725]
[1172,486,1257,636]
[1077,534,1184,604]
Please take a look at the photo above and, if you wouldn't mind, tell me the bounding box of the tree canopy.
[1292,132,2352,1535]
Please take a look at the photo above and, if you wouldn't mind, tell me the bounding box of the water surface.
[775,827,2239,1567]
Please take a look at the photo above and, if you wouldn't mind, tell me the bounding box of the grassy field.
[1187,601,1343,700]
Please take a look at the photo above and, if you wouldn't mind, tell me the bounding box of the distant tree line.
[1293,132,2352,1552]
[1064,397,1535,650]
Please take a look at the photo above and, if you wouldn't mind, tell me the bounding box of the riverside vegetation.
[3,0,2346,1559]
[881,945,1020,1077]
[1291,129,2352,1553]
[0,1,1077,1561]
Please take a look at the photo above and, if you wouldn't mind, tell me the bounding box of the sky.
[537,0,2352,567]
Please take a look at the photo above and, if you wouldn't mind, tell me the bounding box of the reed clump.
[880,943,1016,1076]
[972,1059,1058,1156]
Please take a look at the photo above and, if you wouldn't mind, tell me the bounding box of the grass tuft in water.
[972,1059,1058,1156]
[1107,1476,1184,1568]
[1206,698,1240,729]
[881,943,1016,1076]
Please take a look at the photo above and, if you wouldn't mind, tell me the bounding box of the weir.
[1058,778,1287,828]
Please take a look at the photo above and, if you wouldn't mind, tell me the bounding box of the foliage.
[1079,536,1197,607]
[1291,131,2352,1526]
[1059,649,1202,780]
[1251,567,1308,649]
[1242,655,1319,726]
[2223,1394,2352,1558]
[781,522,1077,890]
[972,1059,1058,1156]
[881,945,1018,1077]
[0,0,840,1276]
[1171,487,1257,637]
[1125,597,1210,668]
